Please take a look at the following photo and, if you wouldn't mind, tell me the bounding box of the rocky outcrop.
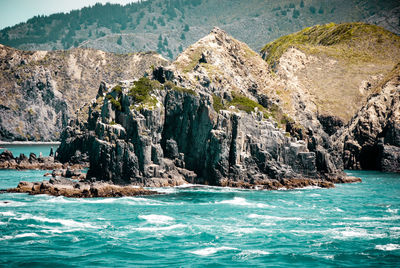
[6,177,156,198]
[0,149,64,170]
[56,28,360,189]
[335,64,400,172]
[0,45,168,141]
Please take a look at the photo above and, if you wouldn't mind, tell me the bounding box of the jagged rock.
[0,45,168,141]
[54,28,368,190]
[0,149,65,170]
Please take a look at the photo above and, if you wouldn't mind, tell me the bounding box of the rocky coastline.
[5,25,400,198]
[0,149,87,171]
[6,177,157,198]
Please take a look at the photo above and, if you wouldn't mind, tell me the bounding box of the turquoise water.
[1,167,400,267]
[0,144,58,157]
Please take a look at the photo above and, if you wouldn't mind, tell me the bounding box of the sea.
[0,145,399,267]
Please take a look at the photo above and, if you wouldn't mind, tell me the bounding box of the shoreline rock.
[3,174,361,198]
[6,177,157,198]
[0,149,87,170]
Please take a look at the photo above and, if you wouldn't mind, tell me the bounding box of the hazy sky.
[0,0,138,30]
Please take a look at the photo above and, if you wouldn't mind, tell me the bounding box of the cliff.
[56,28,362,188]
[335,63,400,172]
[0,45,167,141]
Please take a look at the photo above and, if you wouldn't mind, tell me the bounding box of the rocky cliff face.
[56,28,361,188]
[0,45,168,141]
[335,64,400,172]
[260,23,400,174]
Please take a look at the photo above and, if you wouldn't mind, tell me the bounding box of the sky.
[0,0,139,30]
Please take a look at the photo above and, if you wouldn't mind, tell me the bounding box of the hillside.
[261,22,400,123]
[0,0,399,59]
[335,62,400,172]
[0,45,167,141]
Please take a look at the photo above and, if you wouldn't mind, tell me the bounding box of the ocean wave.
[134,224,186,232]
[387,208,398,214]
[190,246,238,256]
[43,196,165,206]
[0,211,16,216]
[14,214,96,229]
[344,216,400,221]
[333,228,386,239]
[215,197,275,208]
[138,214,174,224]
[0,233,40,241]
[248,214,302,221]
[375,244,400,251]
[0,200,26,207]
[223,226,266,235]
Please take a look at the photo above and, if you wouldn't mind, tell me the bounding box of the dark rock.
[318,114,344,136]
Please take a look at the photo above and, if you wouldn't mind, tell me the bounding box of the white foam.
[135,224,186,232]
[216,197,275,208]
[375,244,400,251]
[345,216,400,221]
[236,249,271,259]
[387,208,398,214]
[138,214,174,224]
[334,208,344,212]
[333,228,386,239]
[0,200,26,207]
[248,214,302,221]
[242,250,270,255]
[0,233,39,241]
[0,211,15,216]
[14,214,96,228]
[190,246,238,256]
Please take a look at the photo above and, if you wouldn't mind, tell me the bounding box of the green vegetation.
[111,84,123,94]
[106,94,122,111]
[261,22,400,69]
[128,77,161,110]
[212,94,224,113]
[229,93,264,114]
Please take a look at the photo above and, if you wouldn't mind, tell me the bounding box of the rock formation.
[335,63,400,172]
[56,28,361,189]
[7,177,156,198]
[0,45,168,141]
